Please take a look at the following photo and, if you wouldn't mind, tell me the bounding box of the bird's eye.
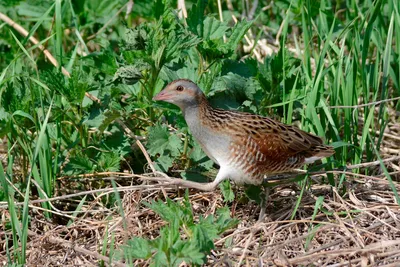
[176,85,184,91]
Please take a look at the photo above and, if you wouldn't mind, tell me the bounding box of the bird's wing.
[231,114,325,160]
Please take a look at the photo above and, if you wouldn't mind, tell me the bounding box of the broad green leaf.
[147,124,182,156]
[172,240,205,265]
[64,155,95,174]
[155,155,174,172]
[223,19,253,54]
[97,152,121,172]
[187,0,207,36]
[219,180,234,202]
[125,238,152,259]
[202,17,229,40]
[124,26,148,51]
[215,207,239,233]
[192,219,218,252]
[83,107,105,128]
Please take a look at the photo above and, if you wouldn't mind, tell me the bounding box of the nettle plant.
[119,197,238,266]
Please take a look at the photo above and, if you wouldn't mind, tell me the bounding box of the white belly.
[184,107,255,184]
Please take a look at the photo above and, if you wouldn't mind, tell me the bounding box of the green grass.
[0,0,399,265]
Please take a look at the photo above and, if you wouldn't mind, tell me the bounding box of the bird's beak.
[153,90,172,101]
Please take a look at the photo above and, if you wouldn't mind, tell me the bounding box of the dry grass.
[1,156,399,266]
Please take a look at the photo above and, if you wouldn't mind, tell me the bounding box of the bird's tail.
[304,145,335,163]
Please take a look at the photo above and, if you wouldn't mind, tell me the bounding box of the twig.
[125,0,134,20]
[177,0,187,18]
[327,251,400,267]
[345,155,400,170]
[135,140,156,173]
[237,232,254,267]
[135,139,168,199]
[247,0,258,20]
[57,171,138,180]
[259,216,397,260]
[329,96,400,109]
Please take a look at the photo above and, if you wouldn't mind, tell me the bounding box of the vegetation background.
[0,0,399,265]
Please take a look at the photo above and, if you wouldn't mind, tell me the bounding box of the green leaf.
[173,240,205,265]
[202,17,229,40]
[83,106,105,128]
[68,69,91,104]
[147,198,193,225]
[219,180,235,202]
[147,125,170,156]
[98,110,121,133]
[312,196,324,220]
[82,90,99,108]
[64,155,95,174]
[187,0,207,36]
[103,125,131,156]
[97,152,120,172]
[82,50,118,76]
[125,238,152,259]
[330,141,351,149]
[147,124,182,156]
[124,26,149,50]
[160,65,199,84]
[188,143,214,170]
[192,218,218,252]
[16,1,53,17]
[152,250,168,267]
[155,155,174,172]
[2,77,31,114]
[215,207,239,233]
[245,184,263,204]
[223,19,253,53]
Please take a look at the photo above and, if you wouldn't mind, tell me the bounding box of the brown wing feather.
[244,116,323,156]
[229,113,333,161]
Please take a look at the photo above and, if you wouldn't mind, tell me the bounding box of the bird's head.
[153,79,206,109]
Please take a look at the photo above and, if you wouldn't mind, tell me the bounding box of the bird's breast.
[184,109,232,166]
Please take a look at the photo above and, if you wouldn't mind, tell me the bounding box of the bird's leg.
[144,177,219,191]
[143,170,227,192]
[258,185,270,221]
[263,169,307,182]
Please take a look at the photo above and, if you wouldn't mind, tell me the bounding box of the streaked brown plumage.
[153,79,334,191]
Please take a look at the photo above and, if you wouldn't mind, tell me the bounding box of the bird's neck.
[182,96,213,136]
[182,94,210,119]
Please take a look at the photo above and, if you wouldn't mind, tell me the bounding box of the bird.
[153,79,334,191]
